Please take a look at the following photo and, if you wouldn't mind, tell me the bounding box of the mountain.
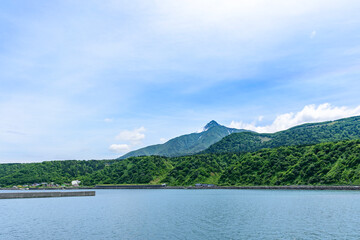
[204,115,360,154]
[119,120,247,159]
[3,139,360,187]
[218,139,360,186]
[5,116,360,188]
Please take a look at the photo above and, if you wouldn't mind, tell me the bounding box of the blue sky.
[1,0,360,162]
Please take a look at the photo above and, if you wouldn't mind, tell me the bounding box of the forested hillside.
[2,139,360,187]
[0,160,116,187]
[205,116,360,154]
[218,140,360,185]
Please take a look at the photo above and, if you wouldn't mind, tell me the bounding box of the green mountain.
[119,120,247,159]
[3,115,360,188]
[2,139,360,187]
[204,116,360,154]
[218,139,360,186]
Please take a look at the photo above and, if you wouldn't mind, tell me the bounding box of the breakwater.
[0,191,95,199]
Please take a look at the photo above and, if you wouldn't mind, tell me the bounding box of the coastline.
[3,185,360,191]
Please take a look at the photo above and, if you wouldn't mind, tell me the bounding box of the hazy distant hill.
[119,120,247,159]
[204,116,360,154]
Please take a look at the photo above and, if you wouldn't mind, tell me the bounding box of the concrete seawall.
[188,186,360,190]
[4,185,360,191]
[95,185,360,190]
[0,191,95,199]
[95,185,166,189]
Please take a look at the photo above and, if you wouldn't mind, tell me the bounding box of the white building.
[71,180,81,187]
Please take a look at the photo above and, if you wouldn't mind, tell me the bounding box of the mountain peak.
[120,119,245,159]
[204,120,220,130]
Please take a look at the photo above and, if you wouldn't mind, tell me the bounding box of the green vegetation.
[119,120,247,159]
[2,139,360,187]
[218,140,360,185]
[163,154,235,186]
[2,116,360,188]
[81,156,172,186]
[0,160,116,187]
[205,116,360,154]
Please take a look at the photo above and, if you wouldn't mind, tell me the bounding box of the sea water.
[1,189,360,240]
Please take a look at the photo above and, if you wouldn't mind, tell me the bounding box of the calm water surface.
[1,189,360,239]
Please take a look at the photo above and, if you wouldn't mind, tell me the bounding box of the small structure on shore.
[71,180,81,187]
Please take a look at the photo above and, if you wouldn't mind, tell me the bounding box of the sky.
[1,0,360,163]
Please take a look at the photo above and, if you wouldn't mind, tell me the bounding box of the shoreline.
[2,185,360,191]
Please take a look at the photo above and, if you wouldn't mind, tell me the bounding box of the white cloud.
[160,138,167,143]
[110,127,146,154]
[2,1,360,162]
[310,30,317,38]
[115,127,146,145]
[109,144,130,153]
[229,103,360,133]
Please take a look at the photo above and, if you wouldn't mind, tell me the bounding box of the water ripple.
[1,189,360,239]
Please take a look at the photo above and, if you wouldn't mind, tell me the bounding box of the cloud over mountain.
[229,103,360,133]
[115,127,146,145]
[108,127,146,153]
[109,144,130,153]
